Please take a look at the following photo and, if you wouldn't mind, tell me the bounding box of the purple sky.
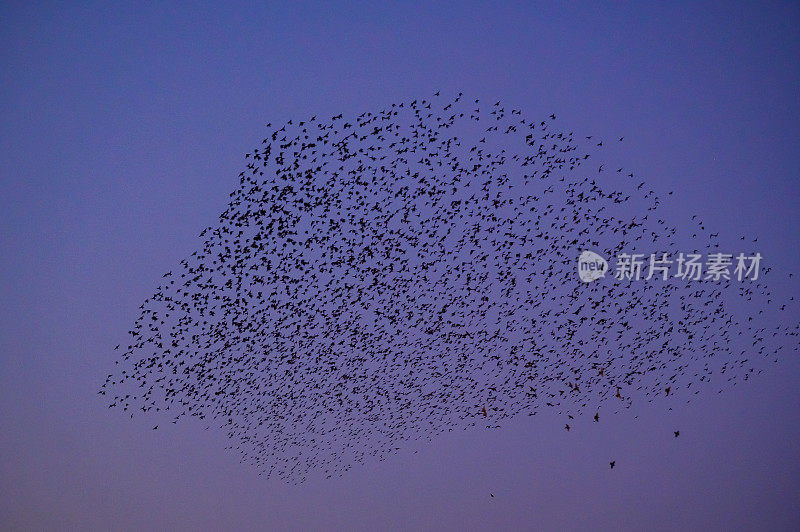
[1,2,799,530]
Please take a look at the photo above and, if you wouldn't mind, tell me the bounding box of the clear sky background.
[1,2,799,530]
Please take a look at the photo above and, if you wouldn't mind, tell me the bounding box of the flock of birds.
[102,92,799,483]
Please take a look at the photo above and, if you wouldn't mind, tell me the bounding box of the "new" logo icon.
[577,250,608,283]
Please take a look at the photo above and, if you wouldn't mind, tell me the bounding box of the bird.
[610,461,616,469]
[674,431,680,438]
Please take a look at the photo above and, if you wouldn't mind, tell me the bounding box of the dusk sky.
[1,2,799,530]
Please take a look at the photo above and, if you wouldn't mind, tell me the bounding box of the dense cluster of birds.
[102,92,799,483]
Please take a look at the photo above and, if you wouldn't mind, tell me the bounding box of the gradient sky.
[1,2,799,530]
